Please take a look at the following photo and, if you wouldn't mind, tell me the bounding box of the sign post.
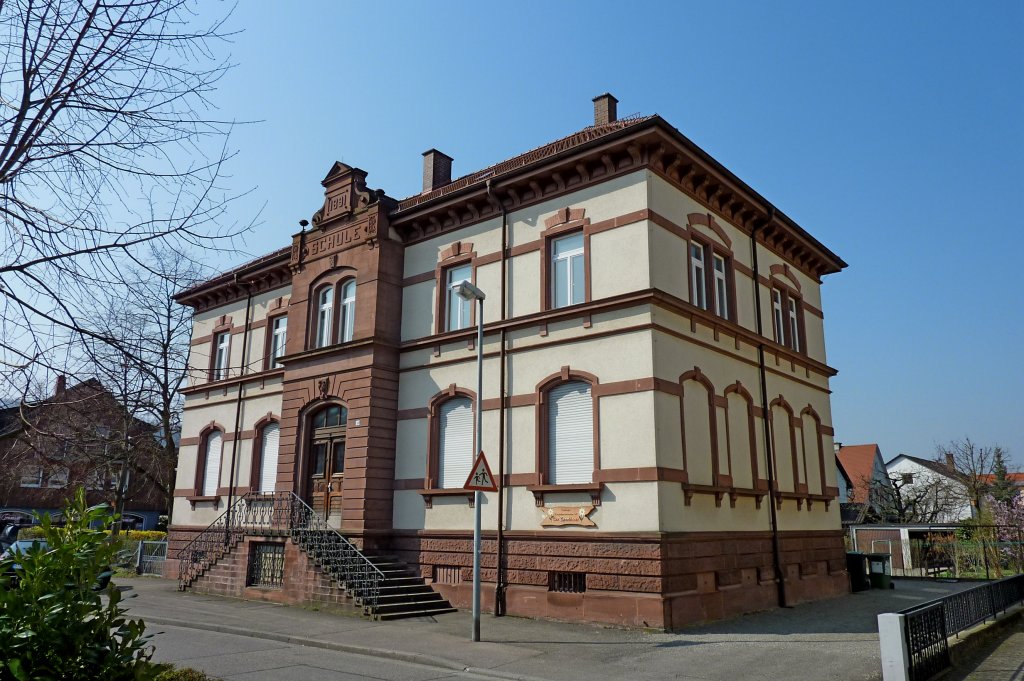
[464,451,497,642]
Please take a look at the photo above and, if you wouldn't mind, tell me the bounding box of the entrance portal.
[307,404,346,527]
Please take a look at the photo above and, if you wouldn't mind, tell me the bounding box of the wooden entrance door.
[307,405,347,525]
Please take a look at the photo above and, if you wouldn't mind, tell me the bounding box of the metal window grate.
[433,565,462,585]
[247,542,285,588]
[549,571,587,593]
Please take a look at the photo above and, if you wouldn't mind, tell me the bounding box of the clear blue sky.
[205,1,1023,467]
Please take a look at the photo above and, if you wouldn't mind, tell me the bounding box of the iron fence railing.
[175,491,384,611]
[900,574,1024,681]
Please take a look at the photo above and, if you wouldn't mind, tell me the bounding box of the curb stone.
[143,615,553,681]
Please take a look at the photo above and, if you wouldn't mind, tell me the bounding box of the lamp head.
[455,281,486,302]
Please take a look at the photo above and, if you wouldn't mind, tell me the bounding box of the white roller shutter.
[259,423,280,493]
[548,381,593,484]
[202,431,223,496]
[439,398,473,489]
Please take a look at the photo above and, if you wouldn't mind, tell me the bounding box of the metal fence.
[891,574,1024,681]
[116,540,168,576]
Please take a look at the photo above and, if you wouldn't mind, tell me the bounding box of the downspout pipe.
[750,208,788,608]
[487,178,509,617]
[225,277,254,545]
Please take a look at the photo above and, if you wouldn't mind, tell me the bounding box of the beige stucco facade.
[170,98,848,629]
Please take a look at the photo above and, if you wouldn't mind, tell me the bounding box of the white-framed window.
[547,381,594,485]
[315,286,334,348]
[772,289,785,345]
[258,423,280,493]
[46,466,69,488]
[270,316,287,367]
[438,397,473,489]
[551,232,584,308]
[690,242,706,310]
[788,298,801,352]
[445,264,472,331]
[20,460,44,488]
[340,280,356,343]
[201,430,223,497]
[713,254,728,318]
[213,331,230,380]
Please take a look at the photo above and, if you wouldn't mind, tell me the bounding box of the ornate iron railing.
[900,574,1024,681]
[176,491,384,612]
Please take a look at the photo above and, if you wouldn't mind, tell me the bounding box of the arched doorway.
[306,403,347,525]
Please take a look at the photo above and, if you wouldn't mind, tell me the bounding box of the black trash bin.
[846,552,870,592]
[866,552,893,589]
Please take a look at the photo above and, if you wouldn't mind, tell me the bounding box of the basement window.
[247,543,285,588]
[433,565,462,585]
[548,571,587,593]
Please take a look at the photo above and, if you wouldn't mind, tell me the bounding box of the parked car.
[1,539,112,590]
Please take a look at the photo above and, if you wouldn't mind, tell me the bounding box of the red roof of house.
[837,444,882,503]
[979,472,1024,484]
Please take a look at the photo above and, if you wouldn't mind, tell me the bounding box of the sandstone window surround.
[266,315,288,369]
[190,426,224,505]
[687,230,737,324]
[420,386,477,508]
[250,418,281,494]
[309,276,357,350]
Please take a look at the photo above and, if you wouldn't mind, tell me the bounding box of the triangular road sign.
[464,451,498,492]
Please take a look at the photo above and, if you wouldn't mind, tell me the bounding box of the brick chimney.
[422,149,453,192]
[945,452,955,469]
[54,374,66,397]
[592,93,618,126]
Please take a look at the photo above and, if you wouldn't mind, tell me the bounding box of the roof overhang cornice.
[174,249,292,312]
[391,117,846,279]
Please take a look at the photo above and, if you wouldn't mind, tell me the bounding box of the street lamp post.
[456,281,486,642]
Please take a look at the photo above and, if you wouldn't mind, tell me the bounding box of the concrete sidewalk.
[948,617,1024,681]
[123,577,975,681]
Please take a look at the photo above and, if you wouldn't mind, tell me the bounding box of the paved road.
[126,577,977,681]
[151,624,500,681]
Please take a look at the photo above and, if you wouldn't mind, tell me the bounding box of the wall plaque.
[540,504,597,528]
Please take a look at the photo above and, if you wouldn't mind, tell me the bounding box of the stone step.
[374,597,453,615]
[376,605,459,621]
[376,590,446,604]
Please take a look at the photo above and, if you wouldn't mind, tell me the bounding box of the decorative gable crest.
[311,162,383,228]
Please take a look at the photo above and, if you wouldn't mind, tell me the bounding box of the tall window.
[46,466,69,489]
[258,422,280,493]
[551,233,584,308]
[713,254,728,318]
[340,280,356,343]
[772,289,785,345]
[445,264,472,331]
[315,286,334,348]
[689,243,706,310]
[269,316,287,367]
[547,381,593,485]
[788,298,801,352]
[438,397,473,489]
[201,430,223,497]
[213,331,230,380]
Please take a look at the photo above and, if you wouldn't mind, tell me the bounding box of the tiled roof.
[890,454,963,481]
[396,115,655,212]
[837,444,882,503]
[175,246,291,301]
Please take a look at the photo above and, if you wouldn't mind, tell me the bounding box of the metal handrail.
[176,491,385,611]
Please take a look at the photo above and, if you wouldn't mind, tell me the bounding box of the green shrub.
[13,525,44,539]
[0,489,157,681]
[11,526,165,542]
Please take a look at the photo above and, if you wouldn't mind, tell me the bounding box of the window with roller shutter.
[547,381,593,484]
[438,397,474,489]
[259,423,280,493]
[201,430,223,496]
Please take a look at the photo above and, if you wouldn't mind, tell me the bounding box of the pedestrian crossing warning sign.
[464,452,498,492]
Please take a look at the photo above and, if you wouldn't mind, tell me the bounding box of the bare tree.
[75,248,202,528]
[937,438,1004,514]
[869,470,967,524]
[0,0,245,397]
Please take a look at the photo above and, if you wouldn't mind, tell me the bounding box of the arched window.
[315,286,334,348]
[340,279,356,343]
[547,381,593,484]
[438,397,473,489]
[257,422,280,493]
[200,430,223,497]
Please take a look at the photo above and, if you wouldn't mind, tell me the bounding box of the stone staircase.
[293,530,456,620]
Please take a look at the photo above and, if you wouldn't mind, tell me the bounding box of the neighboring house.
[169,94,849,630]
[836,444,892,513]
[884,454,972,523]
[836,449,853,503]
[0,377,171,530]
